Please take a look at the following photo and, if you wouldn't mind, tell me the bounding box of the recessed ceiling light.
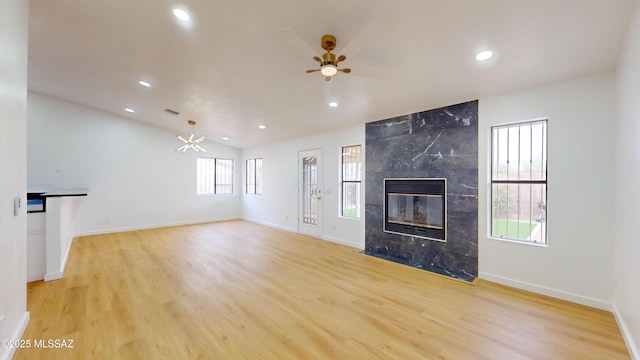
[258,125,266,129]
[173,8,190,21]
[138,80,151,87]
[328,101,338,107]
[222,136,229,141]
[475,50,494,61]
[125,108,135,113]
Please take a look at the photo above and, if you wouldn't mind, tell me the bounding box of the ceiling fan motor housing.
[322,52,337,66]
[321,34,337,51]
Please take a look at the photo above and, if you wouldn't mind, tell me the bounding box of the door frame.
[298,148,323,238]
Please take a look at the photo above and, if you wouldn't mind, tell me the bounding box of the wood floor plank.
[15,220,630,359]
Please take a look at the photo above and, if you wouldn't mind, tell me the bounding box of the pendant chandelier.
[176,120,206,152]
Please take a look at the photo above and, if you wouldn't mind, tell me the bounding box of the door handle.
[316,196,322,200]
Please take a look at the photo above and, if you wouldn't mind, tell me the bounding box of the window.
[491,119,547,244]
[246,158,263,194]
[215,159,234,194]
[197,158,234,195]
[341,145,362,218]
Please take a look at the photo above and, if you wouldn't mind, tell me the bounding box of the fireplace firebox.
[384,178,447,242]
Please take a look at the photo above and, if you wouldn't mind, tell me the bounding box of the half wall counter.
[27,189,88,282]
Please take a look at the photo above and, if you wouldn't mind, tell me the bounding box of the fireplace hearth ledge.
[360,250,478,284]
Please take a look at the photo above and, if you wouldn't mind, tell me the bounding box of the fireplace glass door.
[384,178,447,241]
[387,194,443,229]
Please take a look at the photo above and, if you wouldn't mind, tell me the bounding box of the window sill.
[487,236,548,247]
[339,216,361,221]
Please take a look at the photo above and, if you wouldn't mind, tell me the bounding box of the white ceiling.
[28,0,636,149]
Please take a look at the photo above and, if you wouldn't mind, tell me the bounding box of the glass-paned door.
[298,149,323,238]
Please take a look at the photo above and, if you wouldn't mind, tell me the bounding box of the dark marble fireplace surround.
[365,100,478,282]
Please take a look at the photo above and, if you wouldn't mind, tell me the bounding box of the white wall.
[478,72,616,310]
[241,125,365,248]
[27,92,242,236]
[0,0,30,359]
[614,2,640,357]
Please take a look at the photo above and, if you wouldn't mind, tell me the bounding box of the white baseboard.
[44,271,63,281]
[41,237,74,282]
[613,304,639,360]
[243,218,363,249]
[323,235,363,249]
[27,273,44,282]
[73,217,241,237]
[242,217,297,233]
[1,311,30,360]
[479,272,612,311]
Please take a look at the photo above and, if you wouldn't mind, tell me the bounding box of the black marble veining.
[364,100,478,282]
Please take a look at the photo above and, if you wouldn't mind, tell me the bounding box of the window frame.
[196,157,234,195]
[489,119,548,245]
[340,144,362,219]
[246,158,263,195]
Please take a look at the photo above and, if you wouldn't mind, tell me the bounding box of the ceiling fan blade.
[306,69,320,73]
[340,68,351,73]
[313,56,322,63]
[339,20,384,58]
[278,27,318,59]
[337,55,346,62]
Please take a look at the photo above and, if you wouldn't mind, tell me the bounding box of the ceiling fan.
[279,22,384,82]
[305,34,351,82]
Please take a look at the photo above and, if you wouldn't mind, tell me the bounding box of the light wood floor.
[15,220,629,359]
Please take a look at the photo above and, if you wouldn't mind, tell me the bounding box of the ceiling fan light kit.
[176,120,207,153]
[306,34,351,81]
[320,64,338,77]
